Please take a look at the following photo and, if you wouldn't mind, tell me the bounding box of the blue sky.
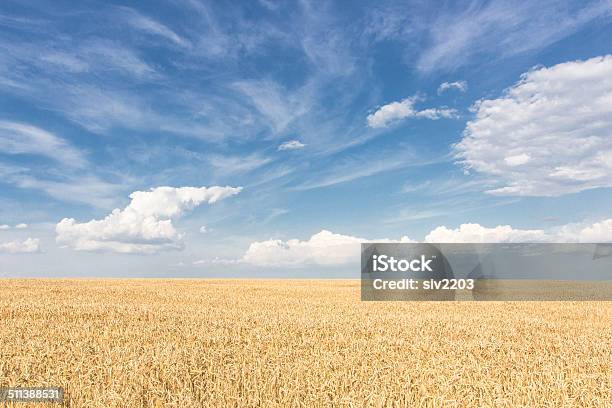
[1,0,612,277]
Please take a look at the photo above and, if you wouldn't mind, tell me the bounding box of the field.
[0,280,610,407]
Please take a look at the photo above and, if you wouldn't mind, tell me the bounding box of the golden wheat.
[0,279,610,407]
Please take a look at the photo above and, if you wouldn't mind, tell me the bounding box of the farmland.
[0,279,610,407]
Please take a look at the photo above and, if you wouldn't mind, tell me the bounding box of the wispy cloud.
[260,208,289,224]
[0,121,87,168]
[208,153,273,177]
[298,4,356,76]
[293,149,445,191]
[118,6,189,47]
[295,159,403,190]
[181,0,288,59]
[233,80,313,134]
[0,162,125,209]
[415,0,612,72]
[1,38,156,80]
[79,40,157,78]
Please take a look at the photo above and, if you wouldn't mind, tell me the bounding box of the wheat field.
[0,279,610,407]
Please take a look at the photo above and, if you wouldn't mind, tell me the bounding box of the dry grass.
[0,279,610,407]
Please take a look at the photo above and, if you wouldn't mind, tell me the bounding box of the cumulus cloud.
[236,219,612,267]
[193,257,243,266]
[556,219,612,243]
[0,121,86,168]
[437,80,468,94]
[0,225,10,230]
[199,226,208,234]
[15,223,28,229]
[278,140,306,151]
[56,186,241,254]
[242,230,415,267]
[455,55,612,196]
[427,220,612,243]
[367,97,457,128]
[424,223,549,243]
[0,237,40,253]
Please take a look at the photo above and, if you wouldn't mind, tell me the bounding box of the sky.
[1,0,611,277]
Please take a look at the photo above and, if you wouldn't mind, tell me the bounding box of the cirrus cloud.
[0,121,87,168]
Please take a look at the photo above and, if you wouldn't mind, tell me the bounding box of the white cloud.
[1,37,155,81]
[121,7,188,47]
[209,154,272,176]
[262,208,289,224]
[425,223,549,243]
[15,223,28,229]
[556,219,612,242]
[53,84,228,139]
[242,230,415,267]
[0,237,40,254]
[0,165,124,209]
[0,225,9,230]
[0,121,86,167]
[455,55,612,196]
[234,80,310,133]
[438,80,468,94]
[367,97,457,128]
[56,186,241,254]
[416,1,612,73]
[278,140,306,151]
[575,219,612,242]
[292,155,405,190]
[414,108,457,120]
[80,40,156,79]
[236,219,612,267]
[40,52,89,73]
[425,219,612,244]
[193,257,243,266]
[258,0,279,11]
[199,226,208,234]
[292,148,442,190]
[504,154,530,167]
